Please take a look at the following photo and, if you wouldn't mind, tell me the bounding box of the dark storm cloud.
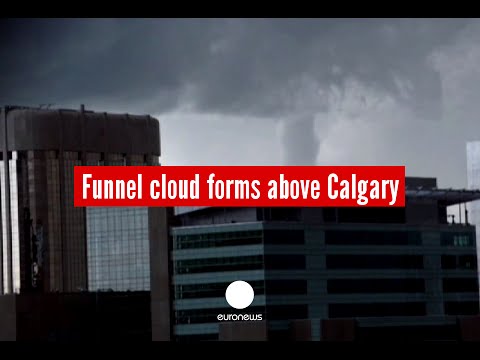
[0,18,476,170]
[0,19,468,115]
[0,19,215,110]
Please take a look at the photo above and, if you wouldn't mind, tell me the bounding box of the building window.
[175,255,263,275]
[325,230,422,246]
[263,230,305,245]
[442,278,479,293]
[323,207,406,224]
[444,301,479,315]
[441,255,477,270]
[175,230,263,250]
[327,279,425,294]
[265,280,308,295]
[329,302,426,318]
[257,208,301,221]
[266,305,308,320]
[440,232,475,247]
[326,255,424,269]
[265,255,306,270]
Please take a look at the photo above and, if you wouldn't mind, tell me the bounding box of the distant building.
[168,177,480,341]
[467,141,480,295]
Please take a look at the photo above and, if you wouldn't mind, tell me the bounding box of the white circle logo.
[225,281,254,309]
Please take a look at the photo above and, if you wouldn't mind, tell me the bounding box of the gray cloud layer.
[1,18,480,187]
[0,19,461,113]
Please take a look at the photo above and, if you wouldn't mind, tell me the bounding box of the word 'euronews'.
[82,173,400,206]
[217,314,263,321]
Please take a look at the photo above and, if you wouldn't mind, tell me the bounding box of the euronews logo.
[217,281,263,321]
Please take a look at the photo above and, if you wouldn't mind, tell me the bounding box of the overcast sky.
[1,18,480,188]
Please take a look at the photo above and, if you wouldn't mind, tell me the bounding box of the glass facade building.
[0,106,160,295]
[85,152,153,291]
[87,207,150,291]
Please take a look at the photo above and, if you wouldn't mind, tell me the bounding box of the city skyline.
[2,18,480,342]
[0,105,479,341]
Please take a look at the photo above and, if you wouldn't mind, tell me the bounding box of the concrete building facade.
[169,178,480,341]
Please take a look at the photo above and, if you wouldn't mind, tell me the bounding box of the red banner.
[74,166,405,207]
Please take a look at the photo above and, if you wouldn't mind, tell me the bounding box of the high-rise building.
[0,105,160,294]
[168,178,480,341]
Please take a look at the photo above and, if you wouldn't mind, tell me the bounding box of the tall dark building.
[0,105,160,294]
[168,178,480,341]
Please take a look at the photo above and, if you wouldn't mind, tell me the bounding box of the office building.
[217,316,480,341]
[0,105,161,294]
[169,177,480,341]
